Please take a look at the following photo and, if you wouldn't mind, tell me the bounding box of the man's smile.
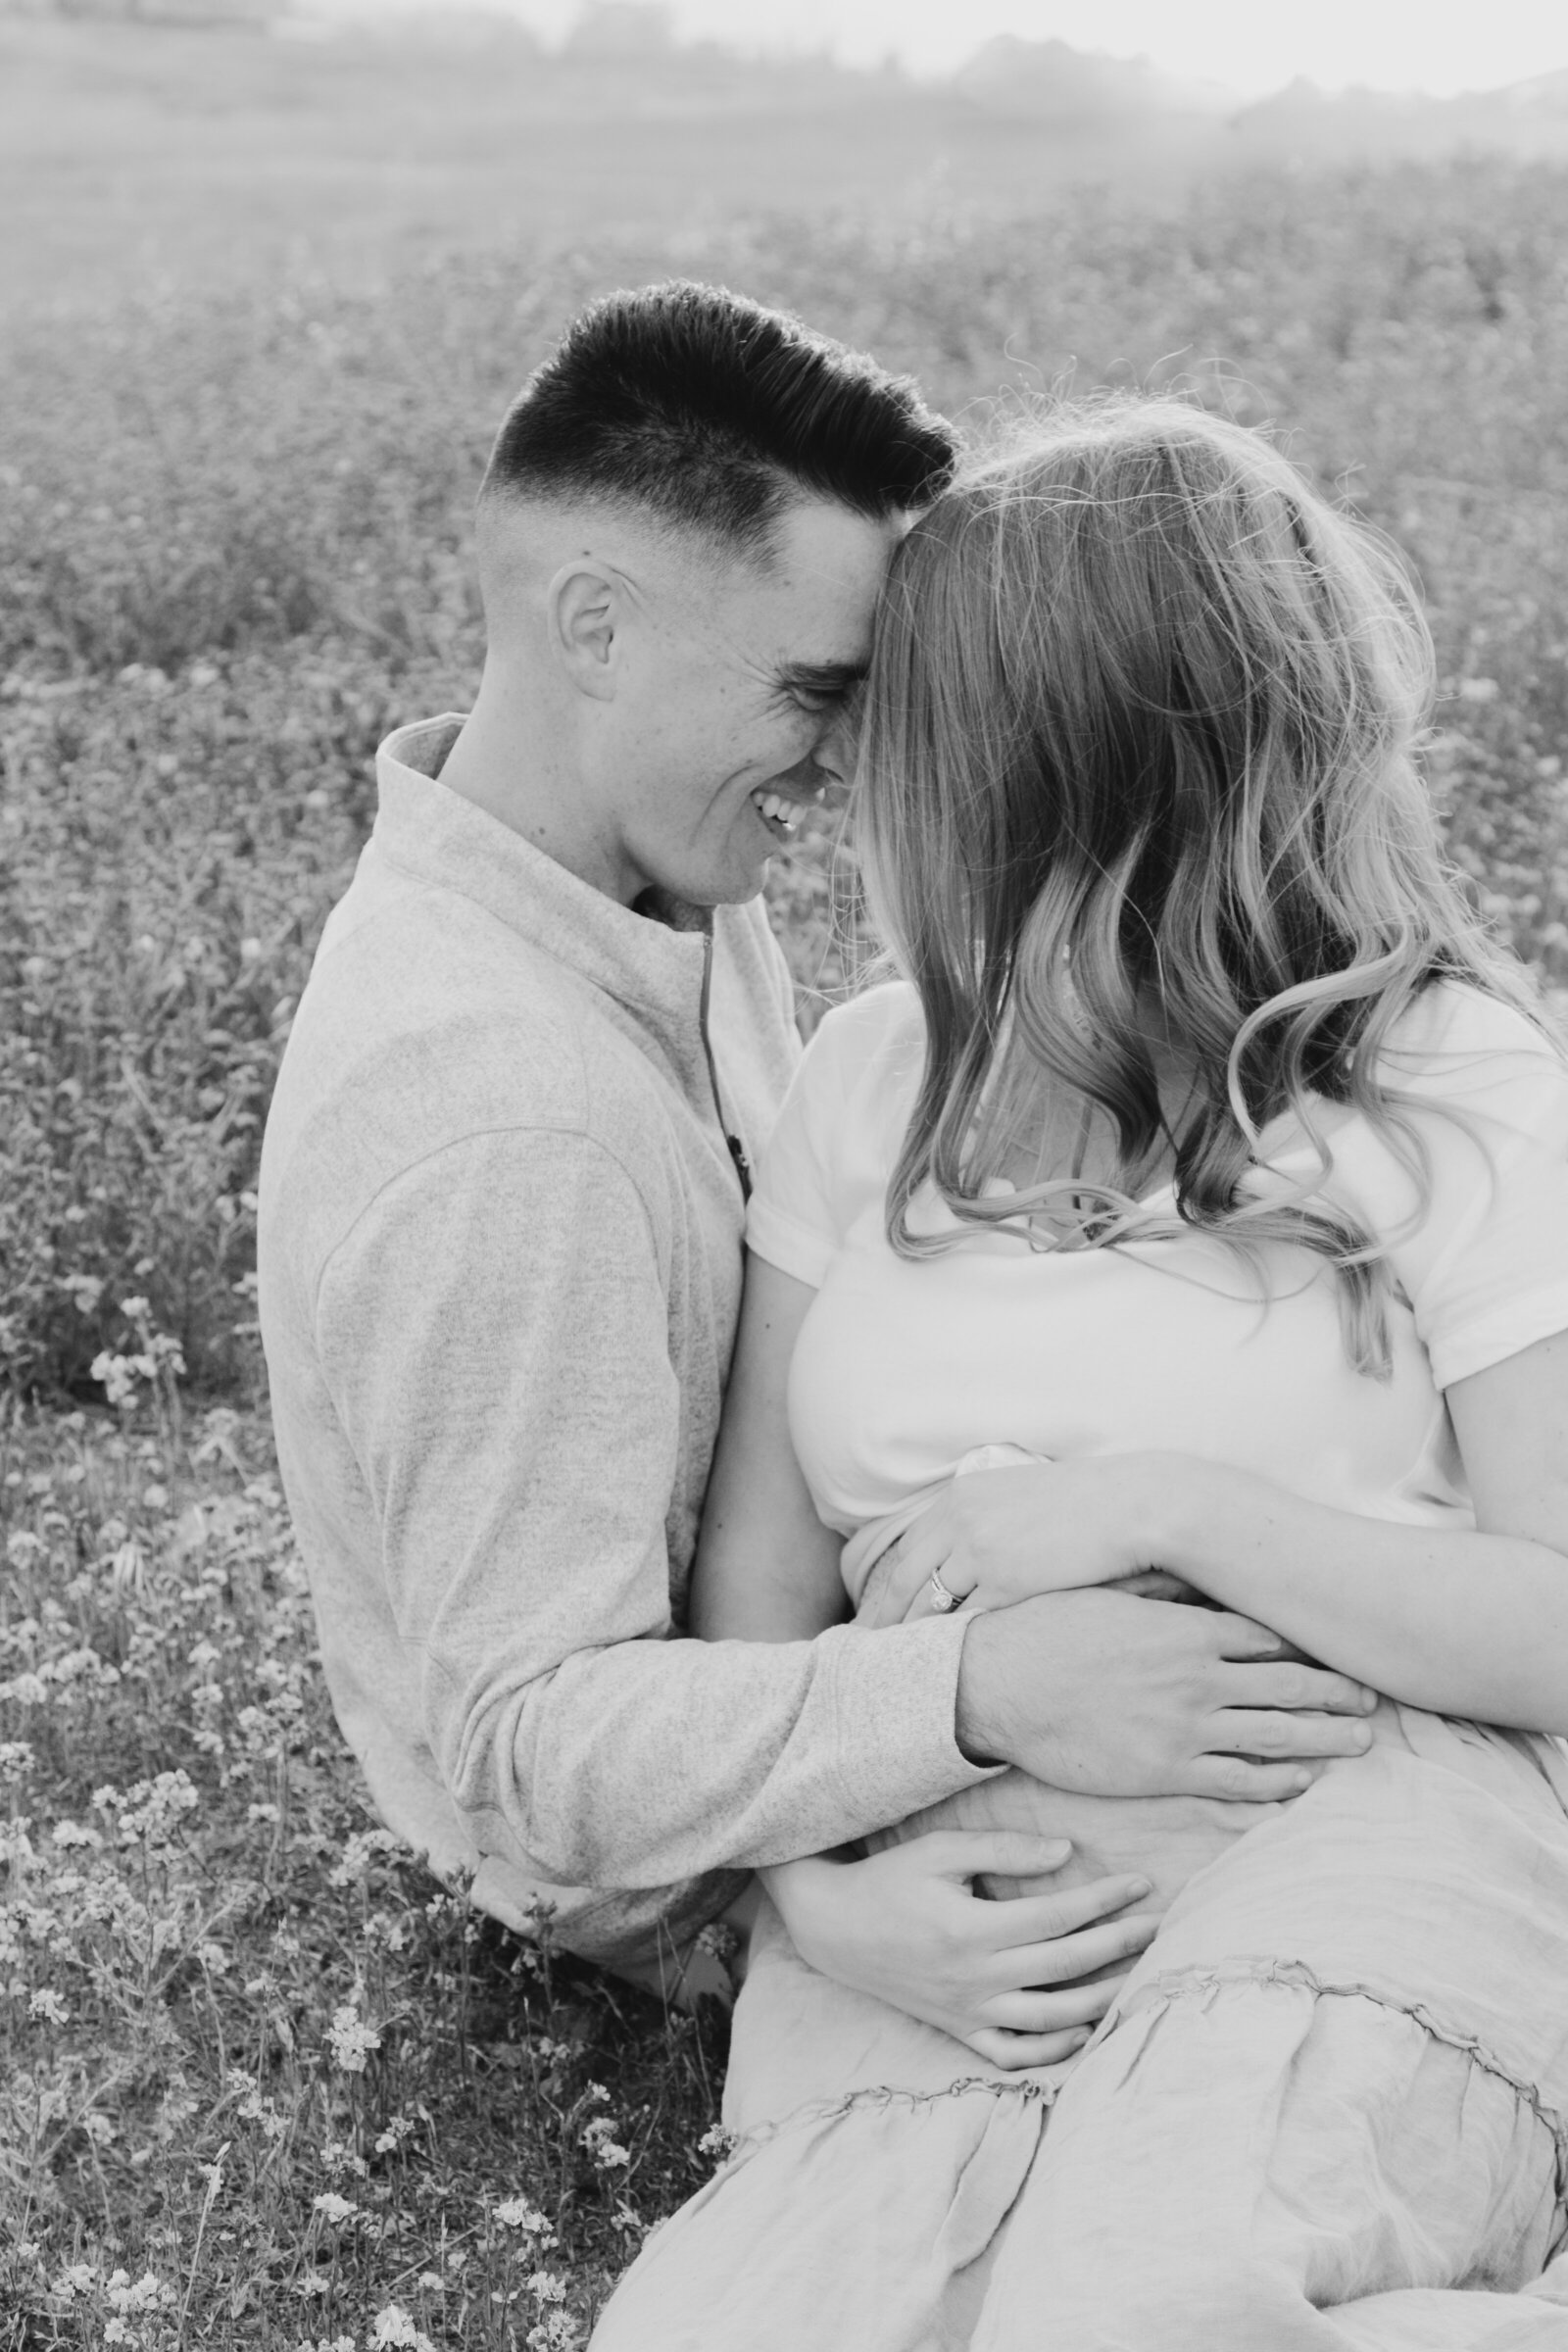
[749,784,821,842]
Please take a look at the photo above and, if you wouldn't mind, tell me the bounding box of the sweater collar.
[372,713,713,1048]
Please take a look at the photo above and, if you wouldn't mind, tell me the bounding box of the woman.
[593,400,1568,2348]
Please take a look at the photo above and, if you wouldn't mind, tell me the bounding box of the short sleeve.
[745,983,920,1289]
[1325,985,1568,1389]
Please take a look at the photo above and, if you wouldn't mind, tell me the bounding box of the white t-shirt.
[747,978,1568,1607]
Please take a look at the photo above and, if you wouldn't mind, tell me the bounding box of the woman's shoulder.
[1354,980,1568,1386]
[1264,978,1567,1224]
[799,978,926,1100]
[748,981,924,1274]
[1379,975,1560,1061]
[1372,977,1568,1117]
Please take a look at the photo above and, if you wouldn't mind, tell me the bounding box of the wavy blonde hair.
[857,397,1540,1372]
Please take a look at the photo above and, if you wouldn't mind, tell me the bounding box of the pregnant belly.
[865,1775,1285,1919]
[865,1697,1564,1926]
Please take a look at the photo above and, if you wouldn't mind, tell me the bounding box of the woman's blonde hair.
[857,396,1539,1372]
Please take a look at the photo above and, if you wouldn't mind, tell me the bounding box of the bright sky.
[506,0,1568,99]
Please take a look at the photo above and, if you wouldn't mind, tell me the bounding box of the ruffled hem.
[730,1958,1568,2182]
[1116,1957,1568,2182]
[731,2067,1054,2154]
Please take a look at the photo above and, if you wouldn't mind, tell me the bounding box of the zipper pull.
[725,1133,753,1200]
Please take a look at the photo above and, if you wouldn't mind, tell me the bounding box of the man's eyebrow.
[775,659,868,694]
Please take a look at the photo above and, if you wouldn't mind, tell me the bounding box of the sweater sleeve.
[314,1125,990,1895]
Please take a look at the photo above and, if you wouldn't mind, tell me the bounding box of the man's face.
[597,498,902,907]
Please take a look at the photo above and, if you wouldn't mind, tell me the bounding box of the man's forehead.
[768,496,903,592]
[733,498,902,662]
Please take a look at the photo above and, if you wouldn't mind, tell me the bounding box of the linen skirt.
[592,1727,1568,2351]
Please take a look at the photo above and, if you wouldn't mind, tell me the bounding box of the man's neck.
[438,670,634,904]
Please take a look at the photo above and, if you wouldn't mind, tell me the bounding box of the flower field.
[4,152,1568,2344]
[0,1398,728,2348]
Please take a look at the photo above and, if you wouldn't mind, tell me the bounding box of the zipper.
[698,933,753,1202]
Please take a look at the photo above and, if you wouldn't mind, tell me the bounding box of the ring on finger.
[929,1567,965,1614]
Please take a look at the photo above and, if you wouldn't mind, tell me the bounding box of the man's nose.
[808,710,858,792]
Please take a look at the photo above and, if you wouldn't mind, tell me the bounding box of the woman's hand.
[762,1833,1158,2072]
[882,1455,1194,1623]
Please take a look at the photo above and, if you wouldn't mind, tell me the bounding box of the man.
[258,281,1366,1997]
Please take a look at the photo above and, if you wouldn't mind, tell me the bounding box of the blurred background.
[7,0,1568,306]
[4,0,1568,1395]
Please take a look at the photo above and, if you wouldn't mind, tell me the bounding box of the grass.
[6,160,1568,1396]
[5,151,1568,2342]
[0,1393,731,2350]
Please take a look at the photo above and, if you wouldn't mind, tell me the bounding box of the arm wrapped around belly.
[855,1530,1281,1915]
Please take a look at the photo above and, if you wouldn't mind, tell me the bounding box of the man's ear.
[547,562,622,703]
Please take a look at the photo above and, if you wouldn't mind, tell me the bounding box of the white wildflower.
[525,2319,582,2352]
[368,2305,435,2351]
[326,1826,405,1888]
[28,1988,69,2026]
[115,1770,198,1844]
[91,1352,145,1411]
[495,2197,555,2234]
[326,2004,382,2073]
[51,1819,102,1848]
[105,2270,177,2314]
[312,2191,358,2224]
[580,2115,630,2169]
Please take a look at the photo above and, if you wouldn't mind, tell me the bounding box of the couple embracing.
[258,282,1568,2347]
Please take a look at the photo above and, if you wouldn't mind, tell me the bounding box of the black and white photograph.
[4,0,1568,2342]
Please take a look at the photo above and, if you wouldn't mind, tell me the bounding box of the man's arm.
[315,1126,992,1893]
[700,1254,1380,1801]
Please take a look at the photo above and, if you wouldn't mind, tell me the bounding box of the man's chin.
[711,864,772,906]
[681,857,774,910]
[632,861,769,922]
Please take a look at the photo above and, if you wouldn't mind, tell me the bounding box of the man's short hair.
[481,280,956,559]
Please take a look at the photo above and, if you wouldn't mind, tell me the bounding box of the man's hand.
[764,1834,1158,2071]
[956,1590,1377,1801]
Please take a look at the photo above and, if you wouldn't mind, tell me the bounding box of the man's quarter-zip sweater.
[258,715,989,1964]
